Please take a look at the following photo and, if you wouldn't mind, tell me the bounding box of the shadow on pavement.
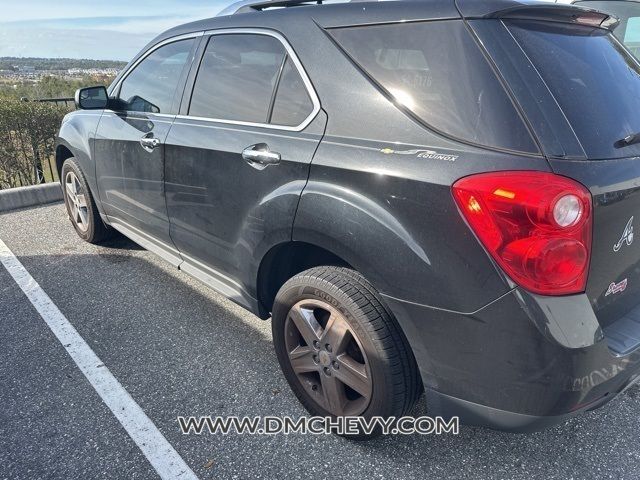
[3,235,640,479]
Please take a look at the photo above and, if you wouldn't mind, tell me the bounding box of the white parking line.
[0,238,198,480]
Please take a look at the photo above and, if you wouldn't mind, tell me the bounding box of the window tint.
[507,20,640,159]
[189,34,286,123]
[270,57,314,126]
[119,39,194,114]
[330,20,538,154]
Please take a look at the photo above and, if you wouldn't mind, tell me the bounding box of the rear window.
[330,20,539,155]
[507,20,640,160]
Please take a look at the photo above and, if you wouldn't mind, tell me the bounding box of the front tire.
[61,158,112,244]
[272,266,422,439]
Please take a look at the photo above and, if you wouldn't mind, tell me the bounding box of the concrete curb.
[0,183,63,213]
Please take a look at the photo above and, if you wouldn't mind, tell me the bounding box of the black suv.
[56,0,640,436]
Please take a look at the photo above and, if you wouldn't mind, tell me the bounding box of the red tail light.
[452,171,592,296]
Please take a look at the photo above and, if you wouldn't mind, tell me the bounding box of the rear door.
[95,36,198,251]
[164,30,325,295]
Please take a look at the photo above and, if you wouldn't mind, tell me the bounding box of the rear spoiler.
[487,4,619,30]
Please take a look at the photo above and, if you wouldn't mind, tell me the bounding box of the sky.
[0,0,233,60]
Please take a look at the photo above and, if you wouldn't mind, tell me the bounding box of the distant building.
[67,67,119,76]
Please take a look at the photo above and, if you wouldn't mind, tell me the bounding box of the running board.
[106,216,260,314]
[178,258,262,313]
[107,217,182,267]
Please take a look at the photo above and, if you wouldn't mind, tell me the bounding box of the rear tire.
[272,266,422,439]
[61,158,112,244]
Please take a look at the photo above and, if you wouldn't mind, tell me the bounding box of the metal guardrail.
[38,97,75,107]
[0,97,75,190]
[20,96,75,107]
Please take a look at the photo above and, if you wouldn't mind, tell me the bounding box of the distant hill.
[0,57,127,71]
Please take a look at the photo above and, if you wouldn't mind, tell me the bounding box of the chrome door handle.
[242,143,280,169]
[140,135,161,152]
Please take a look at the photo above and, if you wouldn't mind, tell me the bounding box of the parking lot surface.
[1,202,640,480]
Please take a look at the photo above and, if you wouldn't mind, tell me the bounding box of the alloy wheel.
[65,171,89,232]
[284,299,373,416]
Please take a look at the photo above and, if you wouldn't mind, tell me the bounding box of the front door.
[95,37,198,249]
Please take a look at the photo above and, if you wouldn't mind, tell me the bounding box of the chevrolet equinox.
[56,0,640,437]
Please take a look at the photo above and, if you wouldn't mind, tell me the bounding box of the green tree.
[0,100,68,189]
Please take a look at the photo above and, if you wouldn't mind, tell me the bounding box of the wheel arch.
[254,240,426,383]
[56,111,106,218]
[55,144,74,180]
[256,241,352,318]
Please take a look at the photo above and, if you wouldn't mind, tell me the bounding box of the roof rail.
[217,0,369,16]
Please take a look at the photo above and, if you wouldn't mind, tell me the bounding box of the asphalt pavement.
[1,202,640,480]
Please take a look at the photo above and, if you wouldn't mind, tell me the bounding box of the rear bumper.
[382,288,640,432]
[424,373,640,432]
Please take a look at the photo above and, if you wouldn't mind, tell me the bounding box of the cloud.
[90,16,210,34]
[0,26,155,60]
[3,0,227,22]
[0,0,231,59]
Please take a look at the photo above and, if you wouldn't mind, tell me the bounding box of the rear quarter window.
[270,57,314,126]
[329,20,539,155]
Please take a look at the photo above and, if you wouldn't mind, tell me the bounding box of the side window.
[189,34,286,123]
[118,39,195,114]
[189,33,315,127]
[270,57,314,126]
[330,20,539,154]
